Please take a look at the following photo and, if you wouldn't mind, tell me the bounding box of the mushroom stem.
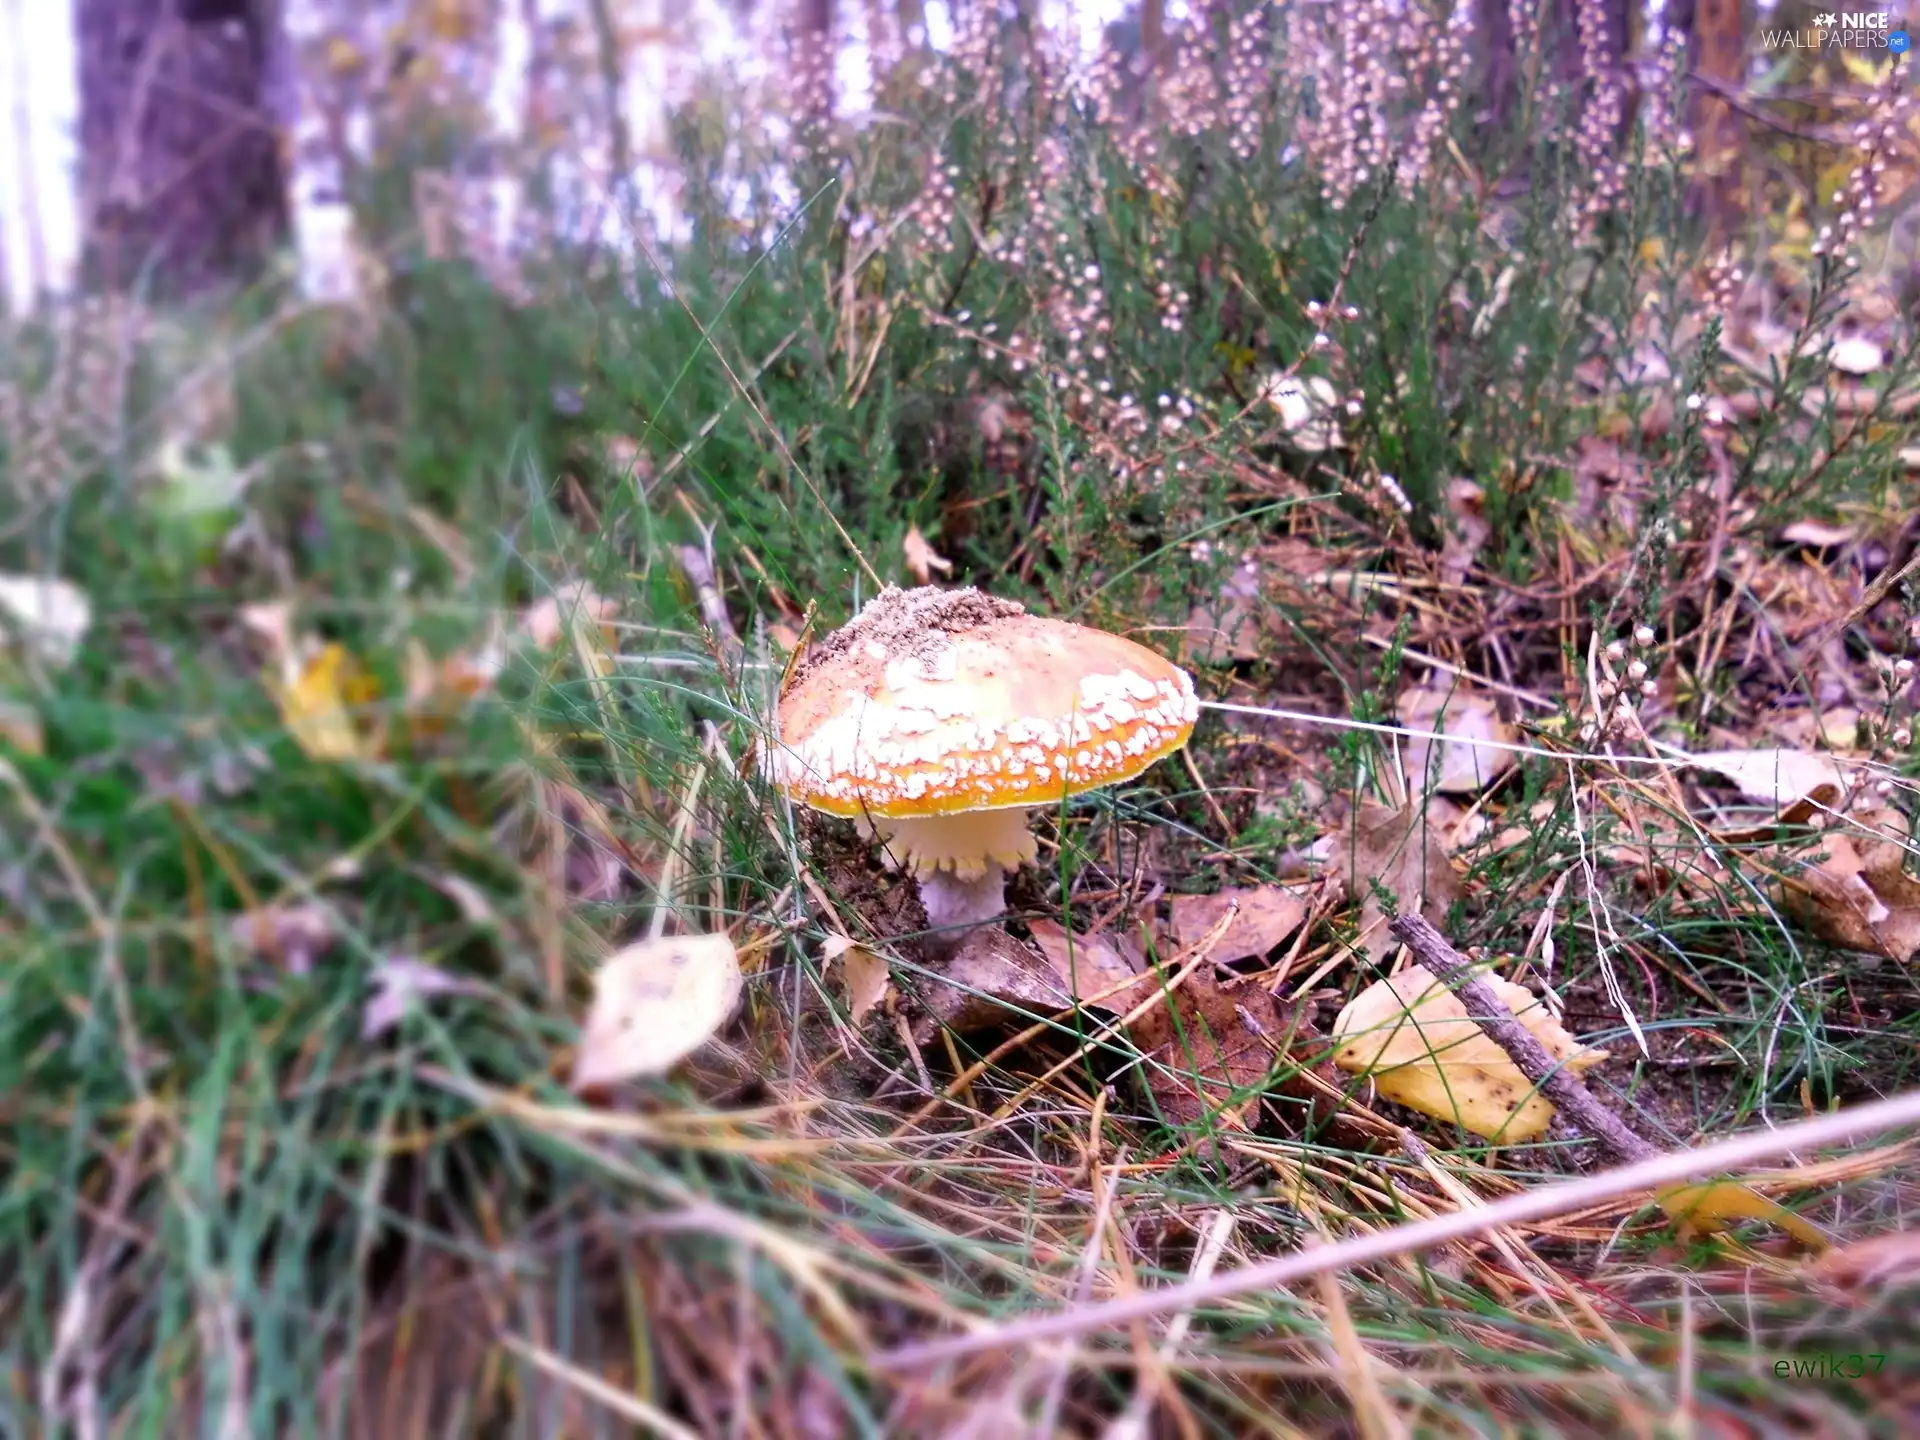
[916,863,1010,944]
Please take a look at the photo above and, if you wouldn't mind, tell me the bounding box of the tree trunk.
[1689,0,1746,228]
[796,0,834,131]
[1139,0,1165,70]
[75,0,289,299]
[1477,0,1518,128]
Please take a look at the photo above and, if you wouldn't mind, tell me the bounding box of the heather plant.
[640,1,1781,573]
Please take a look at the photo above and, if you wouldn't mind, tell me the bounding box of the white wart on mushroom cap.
[765,586,1199,895]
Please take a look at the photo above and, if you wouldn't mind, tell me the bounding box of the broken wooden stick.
[1389,916,1838,1252]
[1387,913,1657,1165]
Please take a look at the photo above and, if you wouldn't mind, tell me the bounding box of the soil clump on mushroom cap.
[790,585,1024,688]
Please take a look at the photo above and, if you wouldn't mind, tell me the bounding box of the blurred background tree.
[75,0,291,298]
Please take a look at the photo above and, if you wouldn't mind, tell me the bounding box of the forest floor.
[6,26,1920,1439]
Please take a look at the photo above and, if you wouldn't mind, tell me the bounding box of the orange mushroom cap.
[766,586,1198,820]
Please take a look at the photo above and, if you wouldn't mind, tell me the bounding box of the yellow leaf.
[1214,342,1259,378]
[1657,1180,1829,1252]
[271,643,382,761]
[1838,47,1891,87]
[1331,965,1608,1142]
[572,934,743,1088]
[323,35,365,75]
[1637,237,1665,265]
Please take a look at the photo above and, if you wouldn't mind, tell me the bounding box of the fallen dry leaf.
[1337,802,1466,964]
[1568,435,1648,536]
[228,901,340,975]
[403,636,505,745]
[362,953,484,1038]
[1809,1227,1920,1294]
[152,434,248,523]
[1259,372,1344,452]
[1186,555,1264,664]
[1131,973,1281,1129]
[277,642,383,761]
[520,582,618,654]
[822,934,891,1026]
[843,948,889,1025]
[1689,747,1856,814]
[1439,478,1490,585]
[1397,685,1515,796]
[572,933,743,1087]
[902,525,953,586]
[1769,707,1860,753]
[1028,917,1156,1012]
[1033,906,1343,1137]
[241,604,384,761]
[914,927,1072,1037]
[1829,335,1884,375]
[407,635,504,703]
[1168,884,1310,964]
[1789,807,1920,965]
[0,573,91,670]
[1331,964,1608,1142]
[1780,519,1857,549]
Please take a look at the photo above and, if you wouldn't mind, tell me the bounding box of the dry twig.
[870,1089,1920,1368]
[1386,914,1657,1165]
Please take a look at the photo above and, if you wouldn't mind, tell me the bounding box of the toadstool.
[764,586,1199,942]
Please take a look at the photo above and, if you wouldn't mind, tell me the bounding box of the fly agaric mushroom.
[764,586,1199,939]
